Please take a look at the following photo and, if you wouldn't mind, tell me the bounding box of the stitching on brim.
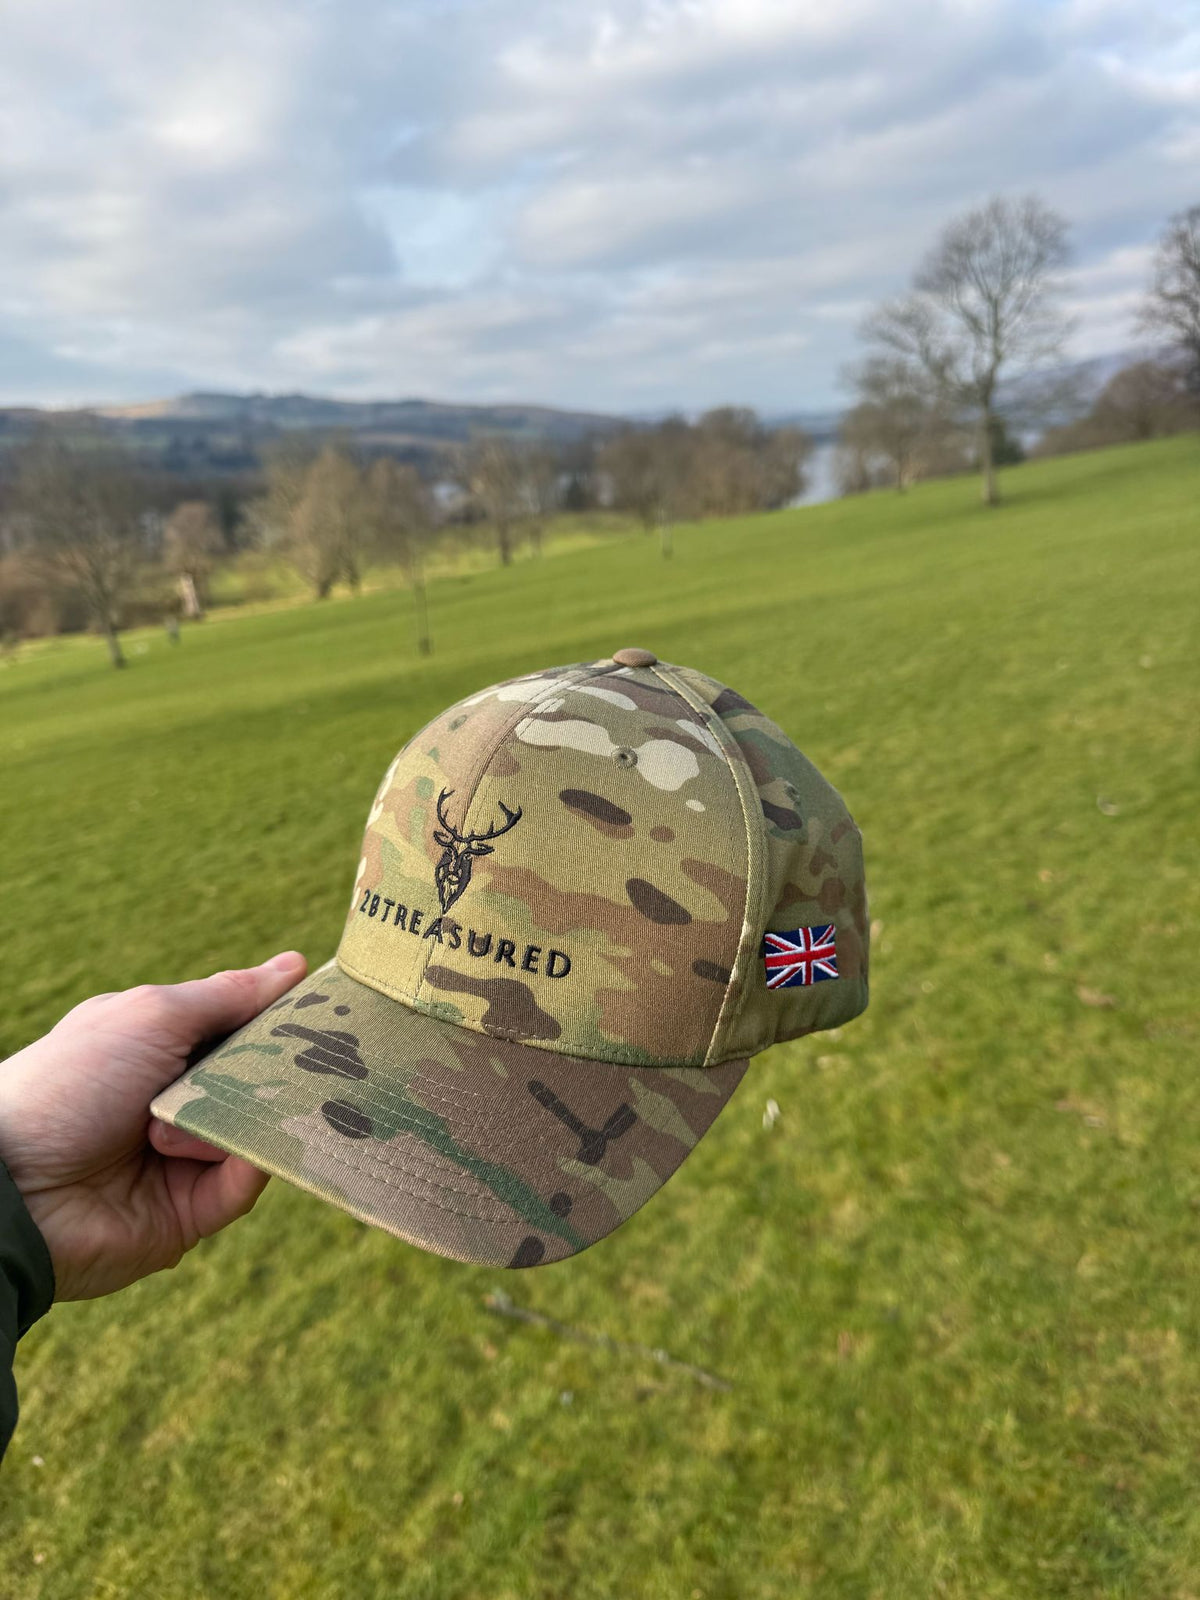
[203,1049,568,1164]
[172,1075,567,1225]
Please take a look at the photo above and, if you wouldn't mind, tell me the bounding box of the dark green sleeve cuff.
[0,1158,56,1461]
[0,1160,55,1336]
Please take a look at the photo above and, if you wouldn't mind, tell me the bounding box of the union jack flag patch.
[762,925,839,989]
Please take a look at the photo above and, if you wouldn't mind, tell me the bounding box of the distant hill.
[96,390,628,441]
[0,357,1141,485]
[0,391,632,480]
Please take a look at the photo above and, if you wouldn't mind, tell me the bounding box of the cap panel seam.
[408,664,596,1003]
[648,664,766,1066]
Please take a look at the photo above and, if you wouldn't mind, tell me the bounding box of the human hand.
[0,952,307,1301]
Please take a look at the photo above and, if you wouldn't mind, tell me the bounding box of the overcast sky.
[0,0,1196,414]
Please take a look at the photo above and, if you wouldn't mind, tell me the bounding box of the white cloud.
[0,0,1195,409]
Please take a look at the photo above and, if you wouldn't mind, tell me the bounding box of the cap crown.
[338,657,868,1067]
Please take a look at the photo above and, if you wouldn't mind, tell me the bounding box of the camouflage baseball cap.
[151,649,869,1268]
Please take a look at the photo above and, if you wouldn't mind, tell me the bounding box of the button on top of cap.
[611,647,658,667]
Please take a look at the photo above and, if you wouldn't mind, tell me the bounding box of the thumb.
[161,951,308,1050]
[164,1153,271,1245]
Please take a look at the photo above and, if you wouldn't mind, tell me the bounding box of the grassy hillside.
[200,511,638,613]
[0,437,1197,1598]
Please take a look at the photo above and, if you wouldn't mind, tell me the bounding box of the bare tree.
[1138,204,1200,396]
[689,408,808,516]
[0,553,47,649]
[272,445,364,600]
[832,435,875,497]
[14,432,144,667]
[253,439,312,572]
[839,356,953,490]
[365,457,435,655]
[516,445,560,557]
[603,419,699,544]
[604,412,805,553]
[691,409,811,516]
[865,195,1071,505]
[600,428,668,533]
[692,408,763,517]
[1035,360,1198,456]
[163,500,223,618]
[755,425,813,509]
[460,437,523,566]
[558,435,602,511]
[649,417,698,559]
[1089,360,1197,440]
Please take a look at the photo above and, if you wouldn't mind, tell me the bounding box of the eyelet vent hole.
[614,748,638,768]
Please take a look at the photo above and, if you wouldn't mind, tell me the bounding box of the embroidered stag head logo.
[432,788,523,913]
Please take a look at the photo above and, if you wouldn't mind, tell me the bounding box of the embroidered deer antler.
[432,788,523,912]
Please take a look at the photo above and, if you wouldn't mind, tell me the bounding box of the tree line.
[0,408,812,666]
[837,198,1200,501]
[595,409,811,561]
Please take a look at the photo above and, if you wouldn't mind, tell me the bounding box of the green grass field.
[1,437,1197,1598]
[201,509,636,614]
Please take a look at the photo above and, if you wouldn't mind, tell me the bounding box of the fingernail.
[265,951,305,972]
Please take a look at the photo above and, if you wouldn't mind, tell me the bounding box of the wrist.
[0,1037,54,1193]
[0,1069,23,1183]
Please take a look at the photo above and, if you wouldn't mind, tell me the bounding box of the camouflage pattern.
[336,655,868,1067]
[666,663,870,1058]
[151,652,867,1266]
[151,958,746,1267]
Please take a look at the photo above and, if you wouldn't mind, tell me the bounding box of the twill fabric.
[152,653,869,1268]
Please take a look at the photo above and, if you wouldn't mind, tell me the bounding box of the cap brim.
[150,959,747,1268]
